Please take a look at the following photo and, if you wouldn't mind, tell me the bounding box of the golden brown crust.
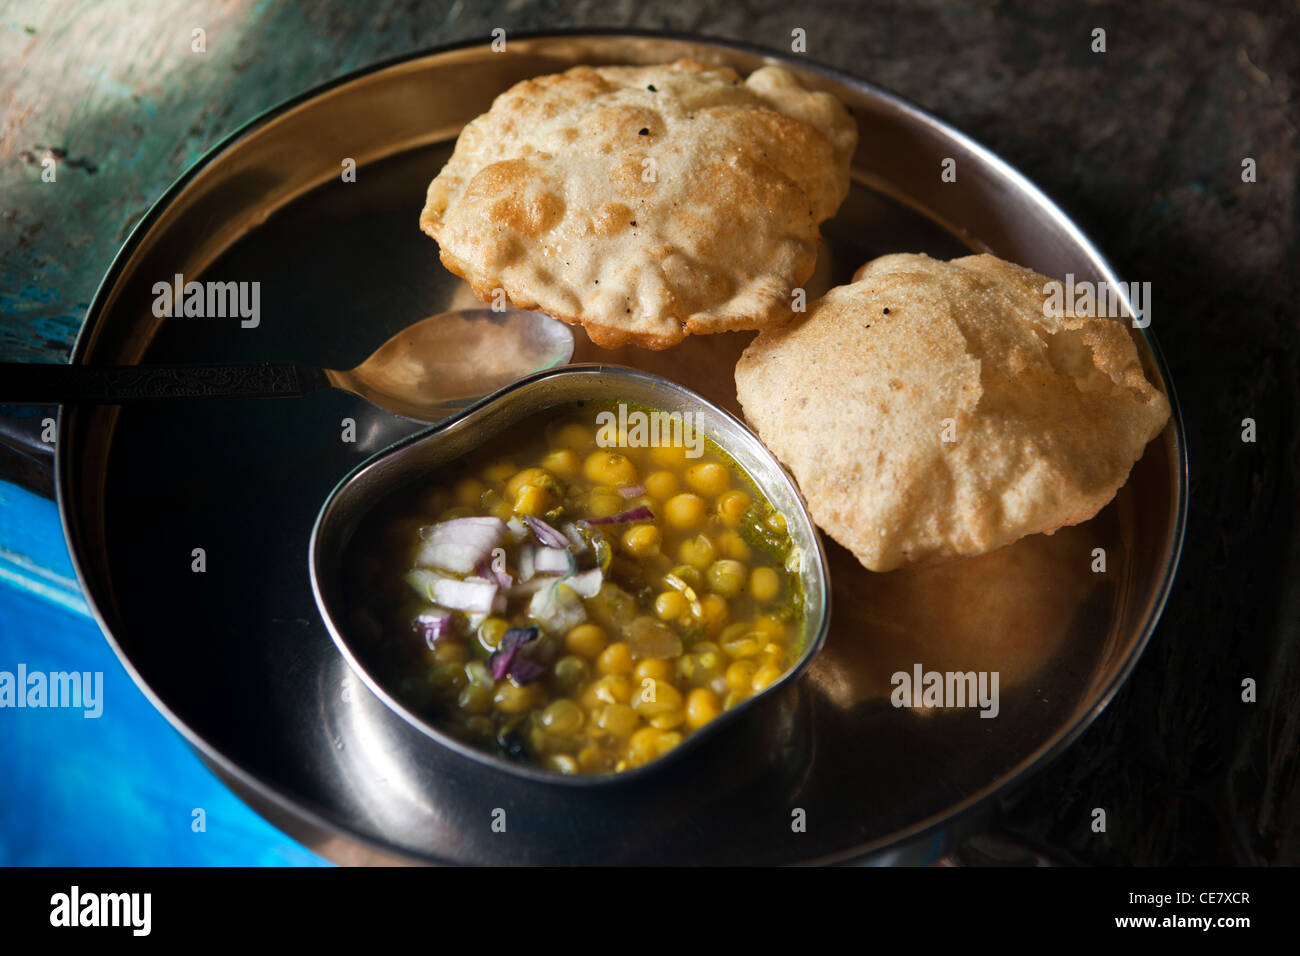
[420,60,857,349]
[735,253,1172,571]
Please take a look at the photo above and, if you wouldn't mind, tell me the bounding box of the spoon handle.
[0,362,331,403]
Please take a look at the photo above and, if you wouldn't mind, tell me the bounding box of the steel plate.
[58,31,1186,865]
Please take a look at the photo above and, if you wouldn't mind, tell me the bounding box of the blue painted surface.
[0,478,329,866]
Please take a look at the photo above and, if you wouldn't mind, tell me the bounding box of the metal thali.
[58,31,1186,865]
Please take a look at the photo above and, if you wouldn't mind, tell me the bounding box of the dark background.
[1,0,1296,864]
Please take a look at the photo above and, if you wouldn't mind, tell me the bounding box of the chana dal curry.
[345,401,806,775]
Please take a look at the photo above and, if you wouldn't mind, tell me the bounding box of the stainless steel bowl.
[309,364,831,785]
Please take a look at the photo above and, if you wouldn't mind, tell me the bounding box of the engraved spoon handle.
[0,362,331,403]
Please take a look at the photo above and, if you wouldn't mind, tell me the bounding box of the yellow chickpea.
[565,623,608,659]
[621,524,661,557]
[541,448,580,478]
[707,559,748,598]
[483,460,518,485]
[716,489,751,526]
[685,687,721,729]
[598,703,640,738]
[492,680,543,714]
[583,451,638,487]
[512,485,551,516]
[751,663,784,693]
[505,467,551,499]
[753,615,787,642]
[699,594,729,634]
[649,444,688,468]
[583,674,633,706]
[665,493,707,530]
[628,726,662,764]
[725,659,758,692]
[677,533,715,570]
[477,617,509,649]
[634,658,675,683]
[654,590,688,621]
[649,709,686,730]
[597,642,633,675]
[721,632,763,659]
[586,486,625,518]
[540,699,585,734]
[554,422,594,453]
[717,530,751,562]
[685,462,729,497]
[766,512,787,534]
[633,678,683,716]
[750,566,781,603]
[645,470,680,500]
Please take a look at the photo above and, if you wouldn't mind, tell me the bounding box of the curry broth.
[342,400,805,774]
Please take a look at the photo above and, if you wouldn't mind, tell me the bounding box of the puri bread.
[735,253,1171,571]
[419,60,857,349]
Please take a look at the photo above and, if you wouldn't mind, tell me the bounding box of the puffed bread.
[420,60,857,349]
[735,253,1171,571]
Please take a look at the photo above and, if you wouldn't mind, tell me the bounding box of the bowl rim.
[308,362,833,786]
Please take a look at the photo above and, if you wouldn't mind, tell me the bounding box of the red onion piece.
[618,484,646,498]
[414,609,454,648]
[489,626,540,680]
[415,517,507,574]
[509,657,547,685]
[522,514,570,549]
[581,505,655,526]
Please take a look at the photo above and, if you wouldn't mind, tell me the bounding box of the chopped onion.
[404,569,498,613]
[507,577,552,598]
[518,543,535,582]
[528,581,587,635]
[618,485,646,498]
[476,555,513,590]
[523,514,570,549]
[565,567,604,598]
[561,522,589,554]
[414,517,507,574]
[506,517,528,543]
[509,658,547,685]
[533,546,573,576]
[489,626,540,680]
[413,608,455,648]
[581,505,654,526]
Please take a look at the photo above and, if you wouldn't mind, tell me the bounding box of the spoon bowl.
[328,308,576,421]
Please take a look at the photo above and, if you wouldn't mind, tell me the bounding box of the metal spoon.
[0,308,575,423]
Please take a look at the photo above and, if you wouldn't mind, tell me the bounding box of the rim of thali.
[57,29,1188,865]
